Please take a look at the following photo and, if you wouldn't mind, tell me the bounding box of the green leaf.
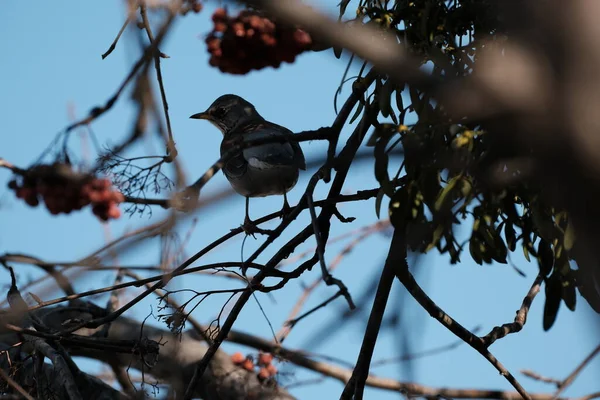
[460,178,472,198]
[491,227,508,264]
[375,187,385,219]
[389,187,409,229]
[537,239,554,277]
[427,44,454,75]
[389,107,398,125]
[349,97,364,124]
[395,85,404,114]
[409,86,423,115]
[543,274,562,331]
[419,171,441,206]
[338,0,350,18]
[562,275,577,311]
[564,218,575,251]
[434,176,459,212]
[504,222,516,252]
[469,236,483,265]
[425,224,444,252]
[531,203,556,243]
[379,79,394,119]
[374,127,396,197]
[366,131,378,147]
[333,46,343,59]
[523,243,531,262]
[480,241,493,264]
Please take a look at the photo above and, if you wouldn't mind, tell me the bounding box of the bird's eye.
[212,107,227,119]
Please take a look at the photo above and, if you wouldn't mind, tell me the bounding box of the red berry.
[45,199,59,215]
[214,22,227,33]
[263,19,275,32]
[266,364,277,376]
[293,29,312,47]
[209,56,221,67]
[212,8,227,21]
[258,353,273,366]
[25,195,39,207]
[231,352,245,365]
[242,358,254,371]
[91,180,102,190]
[97,190,112,203]
[37,183,48,196]
[107,205,121,220]
[81,184,91,197]
[54,197,67,213]
[248,16,263,30]
[261,34,276,47]
[258,368,270,380]
[89,190,102,203]
[206,37,221,51]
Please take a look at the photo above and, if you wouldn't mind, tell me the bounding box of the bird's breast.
[224,164,299,197]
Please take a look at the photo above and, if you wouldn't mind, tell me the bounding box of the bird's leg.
[281,193,292,219]
[244,197,252,226]
[239,197,272,236]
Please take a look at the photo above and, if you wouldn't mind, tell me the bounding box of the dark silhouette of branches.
[2,0,600,399]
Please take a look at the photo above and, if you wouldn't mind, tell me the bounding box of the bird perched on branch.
[190,94,306,233]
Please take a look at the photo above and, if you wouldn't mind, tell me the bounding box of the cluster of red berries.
[206,8,313,74]
[231,352,278,381]
[7,163,124,221]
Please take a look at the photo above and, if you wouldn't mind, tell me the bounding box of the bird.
[190,94,306,233]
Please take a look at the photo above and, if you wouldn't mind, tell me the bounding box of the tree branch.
[392,230,532,400]
[340,229,399,399]
[482,273,544,347]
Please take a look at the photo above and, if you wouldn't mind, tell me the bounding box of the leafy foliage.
[350,0,599,329]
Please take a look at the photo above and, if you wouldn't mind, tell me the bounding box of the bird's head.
[190,94,263,134]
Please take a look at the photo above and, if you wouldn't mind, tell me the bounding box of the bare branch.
[482,273,544,347]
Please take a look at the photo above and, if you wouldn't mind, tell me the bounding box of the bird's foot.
[280,202,293,220]
[236,218,273,237]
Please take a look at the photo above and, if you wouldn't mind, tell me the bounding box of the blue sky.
[1,1,599,399]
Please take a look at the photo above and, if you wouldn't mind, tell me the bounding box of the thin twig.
[101,13,133,60]
[552,342,600,399]
[139,4,178,163]
[277,221,388,341]
[66,8,177,133]
[24,262,278,312]
[285,291,343,330]
[482,273,544,347]
[306,176,355,310]
[521,370,561,386]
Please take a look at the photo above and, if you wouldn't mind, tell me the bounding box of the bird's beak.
[190,111,210,120]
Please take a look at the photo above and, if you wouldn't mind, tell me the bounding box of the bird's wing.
[291,139,306,170]
[220,138,247,178]
[242,122,306,170]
